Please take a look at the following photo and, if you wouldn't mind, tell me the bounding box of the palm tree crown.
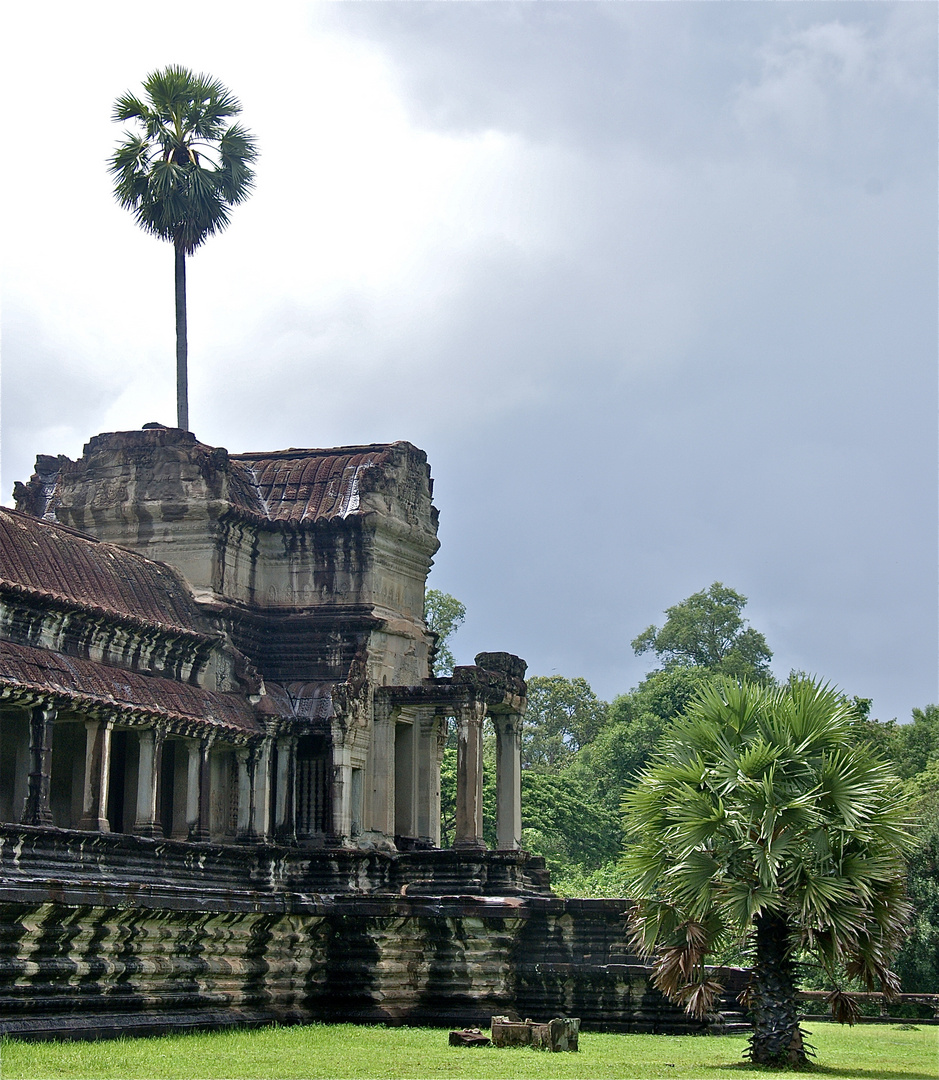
[110,65,256,253]
[623,677,912,1066]
[109,66,257,431]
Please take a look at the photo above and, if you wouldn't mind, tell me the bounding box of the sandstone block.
[449,1029,491,1047]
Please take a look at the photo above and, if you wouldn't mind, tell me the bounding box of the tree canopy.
[623,676,912,1066]
[522,675,607,771]
[632,582,773,681]
[110,66,257,253]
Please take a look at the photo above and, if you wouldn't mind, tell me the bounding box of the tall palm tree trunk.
[747,910,807,1066]
[174,239,189,431]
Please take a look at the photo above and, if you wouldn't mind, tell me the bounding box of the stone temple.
[0,426,745,1038]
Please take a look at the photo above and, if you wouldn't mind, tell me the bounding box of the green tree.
[522,675,607,771]
[894,817,939,994]
[892,704,939,778]
[624,676,912,1067]
[632,582,773,681]
[110,66,258,431]
[520,769,621,870]
[584,667,715,797]
[423,589,465,676]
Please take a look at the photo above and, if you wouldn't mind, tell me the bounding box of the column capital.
[491,711,523,736]
[454,699,488,725]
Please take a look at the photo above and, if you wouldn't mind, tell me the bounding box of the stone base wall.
[0,827,747,1039]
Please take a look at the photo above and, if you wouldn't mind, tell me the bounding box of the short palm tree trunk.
[747,911,808,1066]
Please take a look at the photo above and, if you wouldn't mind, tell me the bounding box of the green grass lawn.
[1,1021,936,1080]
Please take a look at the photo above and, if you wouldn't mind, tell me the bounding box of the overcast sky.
[2,1,936,721]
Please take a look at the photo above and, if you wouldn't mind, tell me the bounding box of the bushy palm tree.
[110,66,257,431]
[623,677,912,1067]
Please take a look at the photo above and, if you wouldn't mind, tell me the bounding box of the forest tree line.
[426,582,939,993]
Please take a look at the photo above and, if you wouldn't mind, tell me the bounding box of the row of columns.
[12,699,523,852]
[367,700,522,851]
[391,710,448,846]
[453,705,522,851]
[15,703,296,843]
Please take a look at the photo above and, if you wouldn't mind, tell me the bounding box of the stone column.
[493,712,523,850]
[79,718,112,832]
[133,727,163,837]
[454,700,486,849]
[235,747,252,840]
[368,701,396,841]
[251,738,273,841]
[193,736,214,842]
[331,742,353,844]
[274,735,297,844]
[23,702,56,826]
[11,717,30,825]
[416,712,446,847]
[183,739,201,839]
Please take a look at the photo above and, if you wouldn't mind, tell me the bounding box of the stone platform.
[0,826,747,1039]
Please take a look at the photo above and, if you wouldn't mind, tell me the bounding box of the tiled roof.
[0,640,259,734]
[230,446,395,524]
[0,509,204,636]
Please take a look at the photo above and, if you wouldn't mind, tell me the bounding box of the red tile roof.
[230,446,395,524]
[0,509,205,637]
[0,640,259,735]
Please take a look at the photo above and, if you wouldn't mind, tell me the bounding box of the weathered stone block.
[492,1015,580,1052]
[491,1016,531,1047]
[449,1029,491,1047]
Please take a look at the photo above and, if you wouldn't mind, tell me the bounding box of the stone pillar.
[79,718,112,832]
[133,727,163,837]
[368,702,396,841]
[251,738,273,841]
[454,700,486,849]
[493,712,523,850]
[183,739,201,839]
[235,747,252,840]
[331,742,353,844]
[193,736,214,842]
[416,712,446,847]
[23,703,56,826]
[274,735,297,844]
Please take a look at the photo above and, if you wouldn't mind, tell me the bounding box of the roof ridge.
[231,442,401,460]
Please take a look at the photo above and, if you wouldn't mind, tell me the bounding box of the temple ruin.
[0,425,746,1038]
[3,425,524,854]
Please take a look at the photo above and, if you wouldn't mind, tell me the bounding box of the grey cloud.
[325,1,934,174]
[4,2,934,728]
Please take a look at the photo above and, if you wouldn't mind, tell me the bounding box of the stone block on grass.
[449,1029,491,1047]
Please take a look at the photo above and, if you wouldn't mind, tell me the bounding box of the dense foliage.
[110,66,257,253]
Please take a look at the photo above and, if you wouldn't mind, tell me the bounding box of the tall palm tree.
[623,677,913,1067]
[109,66,257,431]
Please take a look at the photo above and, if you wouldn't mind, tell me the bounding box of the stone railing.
[798,991,939,1023]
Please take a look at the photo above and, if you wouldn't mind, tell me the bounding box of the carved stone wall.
[0,828,747,1039]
